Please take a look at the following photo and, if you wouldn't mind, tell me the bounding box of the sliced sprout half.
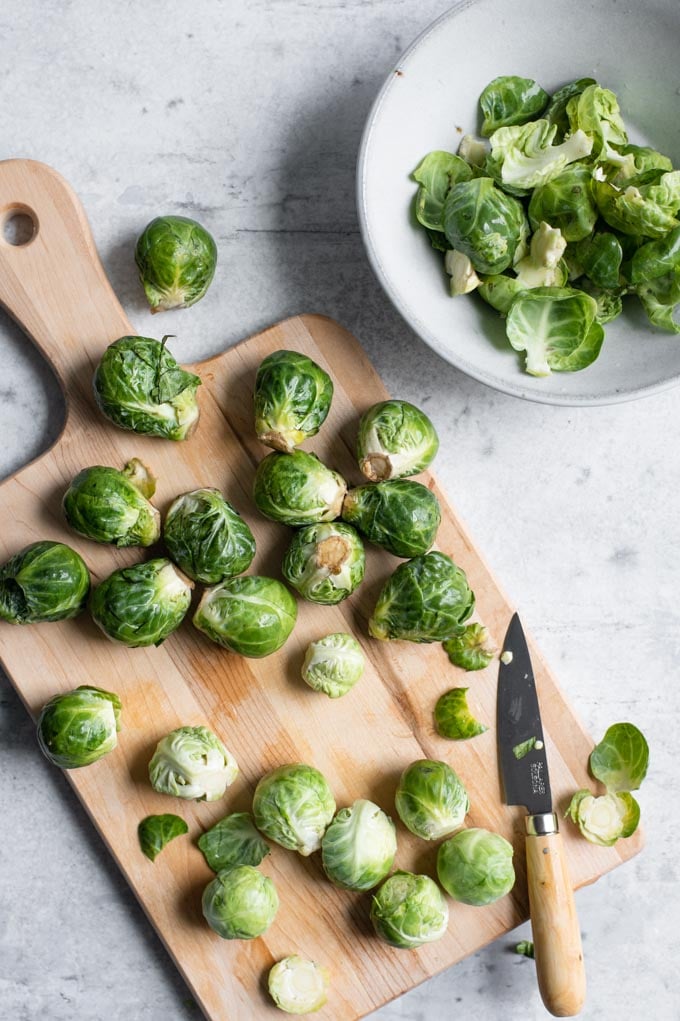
[268,955,330,1015]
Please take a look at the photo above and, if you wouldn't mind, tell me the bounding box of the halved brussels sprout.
[202,864,279,940]
[443,622,495,671]
[253,763,336,856]
[198,812,270,872]
[63,460,160,547]
[268,956,330,1015]
[91,558,192,647]
[301,632,365,698]
[282,523,365,604]
[254,350,334,453]
[321,799,397,890]
[444,177,528,274]
[163,488,256,584]
[566,789,640,846]
[253,450,346,526]
[193,576,297,657]
[356,400,439,482]
[135,215,217,312]
[395,759,469,841]
[0,541,90,624]
[138,814,188,862]
[370,871,449,949]
[149,724,239,802]
[37,685,122,769]
[434,687,489,740]
[437,828,515,906]
[479,76,549,136]
[342,480,441,559]
[93,335,201,441]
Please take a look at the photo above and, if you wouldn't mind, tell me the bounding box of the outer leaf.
[138,814,188,862]
[630,226,680,284]
[528,163,598,242]
[589,722,649,792]
[544,78,597,138]
[412,151,472,231]
[443,623,495,671]
[505,287,600,376]
[479,76,549,136]
[578,232,623,289]
[636,269,680,333]
[434,688,488,740]
[198,812,270,871]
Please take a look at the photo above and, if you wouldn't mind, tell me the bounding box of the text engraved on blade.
[530,761,546,797]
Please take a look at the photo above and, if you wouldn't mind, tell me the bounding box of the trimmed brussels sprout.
[0,541,90,624]
[253,763,336,856]
[93,335,201,441]
[301,632,365,698]
[395,759,469,841]
[412,151,473,231]
[282,523,365,605]
[202,864,278,940]
[566,789,640,846]
[589,722,649,792]
[444,178,528,274]
[479,76,549,136]
[370,871,448,949]
[342,480,441,559]
[253,450,347,527]
[254,350,333,453]
[437,828,515,906]
[193,576,297,657]
[163,488,256,584]
[506,286,604,377]
[268,956,330,1015]
[434,687,488,740]
[321,799,397,890]
[37,685,121,768]
[356,400,439,482]
[91,558,192,647]
[63,460,160,548]
[135,215,217,312]
[198,813,270,872]
[443,622,495,671]
[149,724,238,802]
[138,814,188,862]
[369,551,474,643]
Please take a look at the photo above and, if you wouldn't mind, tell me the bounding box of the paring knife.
[497,613,586,1018]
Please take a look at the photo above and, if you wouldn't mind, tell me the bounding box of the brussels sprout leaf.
[443,622,495,671]
[198,812,270,872]
[138,814,188,861]
[589,722,649,792]
[434,687,488,740]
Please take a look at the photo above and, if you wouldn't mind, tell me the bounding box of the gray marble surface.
[0,2,677,1019]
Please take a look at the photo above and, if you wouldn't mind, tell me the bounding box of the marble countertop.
[0,2,676,1019]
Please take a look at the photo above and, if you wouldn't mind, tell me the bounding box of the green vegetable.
[444,177,528,274]
[434,688,488,740]
[395,759,469,840]
[479,76,549,136]
[589,723,649,792]
[135,215,217,313]
[202,865,278,940]
[437,828,515,906]
[93,335,201,441]
[513,737,537,760]
[301,632,365,698]
[138,814,188,861]
[193,575,297,657]
[268,956,330,1015]
[566,789,640,846]
[0,541,90,624]
[513,221,568,289]
[566,84,627,155]
[412,151,473,231]
[574,231,623,289]
[356,400,439,482]
[37,685,121,769]
[636,269,680,332]
[321,799,397,891]
[342,480,441,559]
[198,812,270,872]
[443,622,495,671]
[370,871,448,949]
[282,523,365,604]
[149,724,239,802]
[477,273,526,315]
[515,940,535,959]
[254,350,333,453]
[253,450,347,527]
[506,287,604,377]
[252,763,336,856]
[163,488,256,584]
[630,226,680,285]
[63,460,160,547]
[487,120,593,192]
[593,171,680,239]
[528,164,597,241]
[91,558,192,647]
[543,78,597,138]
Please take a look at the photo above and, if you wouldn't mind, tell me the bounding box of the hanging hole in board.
[1,206,38,246]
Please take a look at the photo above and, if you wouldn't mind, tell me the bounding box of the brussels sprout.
[513,222,568,289]
[486,120,593,192]
[636,268,680,332]
[515,939,535,959]
[544,78,597,139]
[254,350,333,453]
[198,813,270,872]
[505,286,604,377]
[395,759,469,841]
[593,171,680,239]
[163,488,256,584]
[253,450,347,527]
[321,799,397,891]
[434,688,488,740]
[342,480,441,559]
[566,789,640,846]
[193,576,297,657]
[91,558,192,647]
[369,551,474,643]
[589,722,649,793]
[577,280,624,325]
[477,273,526,315]
[528,164,598,242]
[93,335,201,441]
[630,226,680,285]
[282,523,365,605]
[437,828,515,906]
[63,460,160,548]
[444,178,528,274]
[268,956,330,1015]
[412,151,473,231]
[566,84,627,155]
[301,632,365,698]
[253,763,336,856]
[37,685,121,769]
[446,249,481,295]
[370,871,449,949]
[0,541,90,624]
[135,215,217,312]
[202,864,278,940]
[149,724,239,802]
[513,737,539,760]
[479,76,549,136]
[356,400,439,483]
[138,814,188,861]
[443,622,495,671]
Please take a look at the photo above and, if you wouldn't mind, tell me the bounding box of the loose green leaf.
[479,76,549,136]
[589,722,649,792]
[544,78,597,138]
[512,737,537,760]
[138,814,188,861]
[505,287,602,376]
[443,623,495,671]
[198,812,270,872]
[412,151,473,231]
[515,940,535,959]
[434,688,488,740]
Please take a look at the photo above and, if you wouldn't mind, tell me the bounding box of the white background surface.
[0,2,677,1020]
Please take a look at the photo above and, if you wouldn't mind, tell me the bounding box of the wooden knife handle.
[526,815,586,1017]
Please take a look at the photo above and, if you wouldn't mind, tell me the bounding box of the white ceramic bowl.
[357,0,680,405]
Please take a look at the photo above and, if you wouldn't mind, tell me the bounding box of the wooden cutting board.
[0,160,642,1020]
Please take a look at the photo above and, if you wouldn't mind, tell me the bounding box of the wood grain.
[0,160,642,1020]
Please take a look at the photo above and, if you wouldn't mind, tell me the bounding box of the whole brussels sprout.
[342,480,441,558]
[253,450,347,527]
[63,459,160,548]
[135,215,217,313]
[436,828,515,906]
[0,541,90,624]
[370,871,449,949]
[369,551,474,643]
[149,724,239,802]
[93,335,201,441]
[202,864,278,940]
[254,350,334,453]
[395,759,469,841]
[253,763,336,856]
[443,177,528,274]
[91,558,192,647]
[356,400,439,481]
[193,576,297,657]
[37,685,122,769]
[268,956,330,1015]
[301,632,365,698]
[321,799,397,891]
[282,523,365,604]
[163,488,256,584]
